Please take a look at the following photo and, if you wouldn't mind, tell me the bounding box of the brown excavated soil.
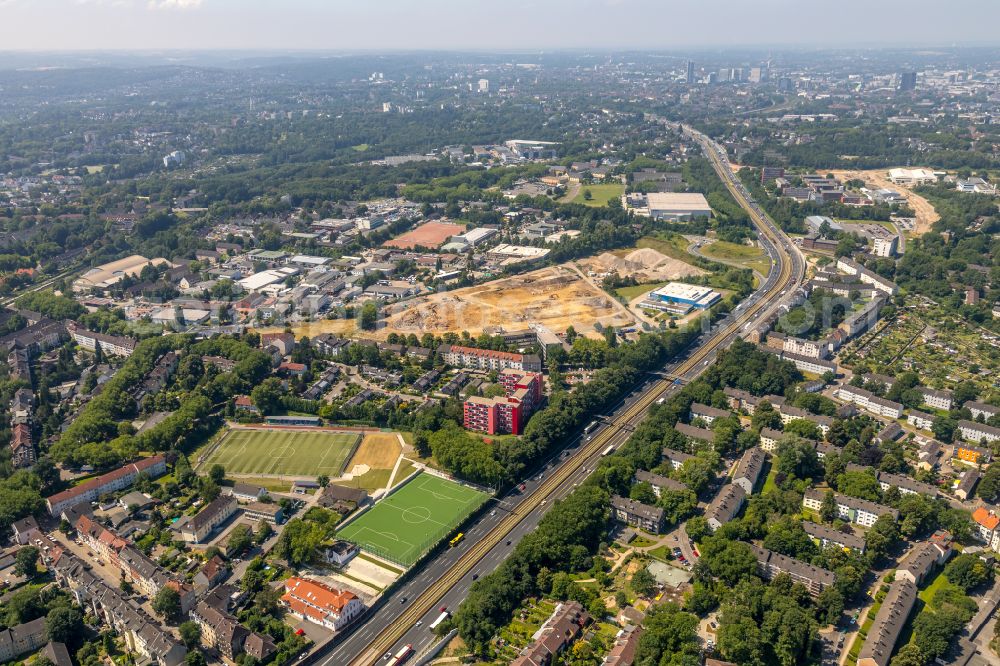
[381,264,633,336]
[829,168,940,236]
[263,263,635,340]
[582,247,706,282]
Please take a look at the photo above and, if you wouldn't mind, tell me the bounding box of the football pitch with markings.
[204,428,360,476]
[338,473,488,566]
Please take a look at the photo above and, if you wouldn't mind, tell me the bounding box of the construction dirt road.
[829,168,940,236]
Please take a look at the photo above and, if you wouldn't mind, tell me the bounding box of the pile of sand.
[343,463,370,479]
[587,248,706,282]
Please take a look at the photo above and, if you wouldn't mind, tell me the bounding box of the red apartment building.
[463,370,542,435]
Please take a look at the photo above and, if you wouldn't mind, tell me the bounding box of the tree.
[251,377,284,415]
[978,465,1000,503]
[952,382,978,406]
[932,416,956,443]
[583,188,593,201]
[865,514,900,563]
[45,607,83,647]
[152,586,181,623]
[685,516,711,544]
[14,546,39,578]
[913,608,965,662]
[274,518,329,566]
[819,489,837,523]
[775,437,822,483]
[751,402,782,431]
[717,611,765,665]
[360,302,378,331]
[944,553,992,592]
[685,581,718,615]
[634,603,701,665]
[838,470,883,502]
[629,481,657,505]
[701,541,758,587]
[255,519,273,544]
[208,464,225,484]
[763,517,816,560]
[227,524,253,556]
[179,621,201,648]
[318,475,330,488]
[784,419,822,441]
[631,567,657,597]
[816,587,845,626]
[185,650,207,666]
[890,644,926,666]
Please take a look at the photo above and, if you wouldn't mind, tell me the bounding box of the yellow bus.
[449,533,464,547]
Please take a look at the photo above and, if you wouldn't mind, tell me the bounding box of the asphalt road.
[313,126,803,666]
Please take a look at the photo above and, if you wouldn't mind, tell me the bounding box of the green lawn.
[917,568,952,606]
[635,234,692,258]
[647,545,674,562]
[338,472,489,566]
[204,428,361,476]
[700,240,772,276]
[338,468,393,492]
[761,462,779,494]
[630,535,656,548]
[569,183,625,207]
[351,143,370,152]
[616,282,667,301]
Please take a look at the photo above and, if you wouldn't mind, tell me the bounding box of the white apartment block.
[803,489,898,528]
[966,401,1000,421]
[783,336,826,359]
[872,235,899,258]
[972,509,1000,550]
[438,345,542,373]
[907,410,935,431]
[835,257,899,296]
[918,387,953,411]
[689,402,732,425]
[834,385,904,419]
[779,404,833,435]
[958,420,1000,444]
[759,427,782,451]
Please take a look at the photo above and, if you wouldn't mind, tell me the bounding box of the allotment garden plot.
[338,472,488,566]
[204,428,360,477]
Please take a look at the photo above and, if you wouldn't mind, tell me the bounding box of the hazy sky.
[0,0,996,51]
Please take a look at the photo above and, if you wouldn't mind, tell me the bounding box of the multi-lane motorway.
[314,126,805,666]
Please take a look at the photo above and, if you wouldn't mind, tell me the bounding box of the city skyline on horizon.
[0,0,997,52]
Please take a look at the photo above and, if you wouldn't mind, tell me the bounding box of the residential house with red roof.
[281,577,365,631]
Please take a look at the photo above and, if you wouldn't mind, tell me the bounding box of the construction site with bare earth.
[580,247,707,284]
[279,262,643,340]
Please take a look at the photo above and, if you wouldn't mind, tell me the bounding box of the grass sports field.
[204,428,360,476]
[339,472,488,566]
[567,182,624,207]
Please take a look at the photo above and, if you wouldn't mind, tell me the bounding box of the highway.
[315,125,805,666]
